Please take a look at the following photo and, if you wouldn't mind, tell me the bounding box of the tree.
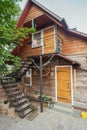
[0,0,35,75]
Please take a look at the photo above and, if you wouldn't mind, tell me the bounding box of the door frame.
[55,65,73,105]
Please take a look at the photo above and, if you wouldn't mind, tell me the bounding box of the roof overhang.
[28,53,80,66]
[17,0,67,28]
[17,0,87,39]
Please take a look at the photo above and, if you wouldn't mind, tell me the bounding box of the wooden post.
[40,55,43,112]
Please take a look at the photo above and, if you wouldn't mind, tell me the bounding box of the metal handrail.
[32,34,63,43]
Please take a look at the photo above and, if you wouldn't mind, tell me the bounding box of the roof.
[17,0,67,28]
[68,29,87,40]
[17,0,87,40]
[28,53,80,65]
[56,53,78,65]
[31,0,62,21]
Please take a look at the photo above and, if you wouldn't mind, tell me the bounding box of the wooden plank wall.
[20,43,42,59]
[58,28,87,54]
[20,26,55,59]
[44,27,55,54]
[58,27,87,108]
[24,5,44,24]
[32,66,55,98]
[67,54,87,108]
[30,58,71,99]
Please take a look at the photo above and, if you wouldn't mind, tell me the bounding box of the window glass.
[32,32,42,48]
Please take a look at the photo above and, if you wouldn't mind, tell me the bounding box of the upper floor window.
[32,31,43,48]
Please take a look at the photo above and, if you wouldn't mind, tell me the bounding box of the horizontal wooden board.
[58,28,87,54]
[24,5,44,23]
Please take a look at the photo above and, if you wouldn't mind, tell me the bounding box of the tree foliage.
[0,0,35,75]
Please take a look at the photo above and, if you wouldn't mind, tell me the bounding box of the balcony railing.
[32,34,63,53]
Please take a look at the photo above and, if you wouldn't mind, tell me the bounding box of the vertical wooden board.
[44,27,55,54]
[57,67,71,103]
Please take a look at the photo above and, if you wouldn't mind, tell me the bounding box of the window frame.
[32,30,43,48]
[26,68,32,86]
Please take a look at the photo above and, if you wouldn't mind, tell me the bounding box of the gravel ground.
[0,109,87,130]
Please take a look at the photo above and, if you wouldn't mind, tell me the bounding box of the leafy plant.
[42,95,52,102]
[33,90,39,95]
[0,0,36,74]
[30,103,38,111]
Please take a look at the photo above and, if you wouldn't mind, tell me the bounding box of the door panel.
[57,67,71,103]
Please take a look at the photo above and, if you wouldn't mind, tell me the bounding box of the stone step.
[6,86,19,92]
[10,94,25,102]
[16,102,31,112]
[53,107,72,115]
[54,103,72,109]
[23,64,30,67]
[1,77,14,80]
[7,88,20,93]
[3,85,18,90]
[3,83,17,87]
[13,98,29,107]
[21,60,31,64]
[13,97,28,103]
[52,103,81,117]
[18,108,32,118]
[23,108,33,117]
[8,91,22,97]
[2,81,15,84]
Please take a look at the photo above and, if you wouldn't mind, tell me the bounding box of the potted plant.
[42,95,54,108]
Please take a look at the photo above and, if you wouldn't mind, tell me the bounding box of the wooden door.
[57,67,71,103]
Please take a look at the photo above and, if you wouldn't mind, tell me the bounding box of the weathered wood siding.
[44,27,55,54]
[24,5,44,24]
[32,66,55,98]
[28,58,72,100]
[58,28,87,108]
[20,44,42,59]
[67,54,87,108]
[58,28,87,54]
[19,26,55,59]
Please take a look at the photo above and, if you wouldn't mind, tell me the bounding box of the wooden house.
[12,0,87,110]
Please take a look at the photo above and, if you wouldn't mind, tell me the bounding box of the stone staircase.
[1,77,35,118]
[0,58,37,118]
[12,58,32,81]
[52,102,81,117]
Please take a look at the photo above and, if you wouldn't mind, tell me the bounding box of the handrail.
[32,34,63,44]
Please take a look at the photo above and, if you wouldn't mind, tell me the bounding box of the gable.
[17,0,87,40]
[17,0,65,28]
[15,0,87,57]
[24,5,44,24]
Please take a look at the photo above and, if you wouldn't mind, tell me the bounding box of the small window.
[32,31,43,48]
[25,68,32,86]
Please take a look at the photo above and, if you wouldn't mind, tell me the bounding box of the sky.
[18,0,87,34]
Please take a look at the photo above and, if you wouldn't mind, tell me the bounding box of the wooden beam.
[40,55,43,112]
